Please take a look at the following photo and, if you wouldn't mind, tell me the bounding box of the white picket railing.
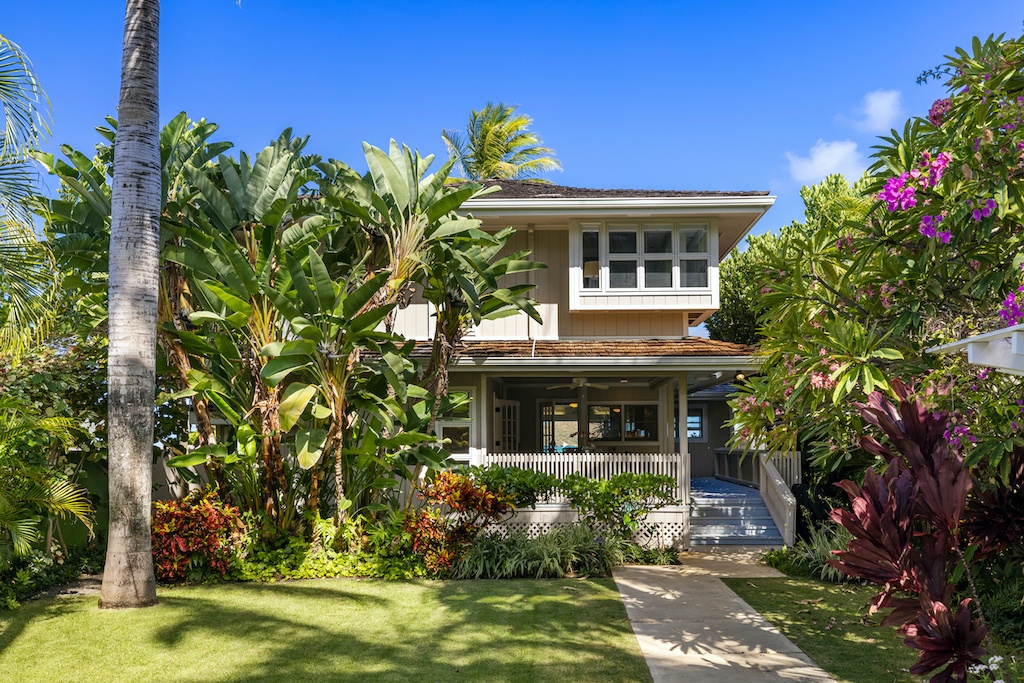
[771,451,802,488]
[481,451,687,503]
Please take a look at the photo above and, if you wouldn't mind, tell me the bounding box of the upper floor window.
[580,222,710,291]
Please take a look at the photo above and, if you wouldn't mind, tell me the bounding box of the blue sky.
[5,2,1024,240]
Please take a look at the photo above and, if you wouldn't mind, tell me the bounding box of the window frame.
[584,401,660,445]
[573,220,715,294]
[435,386,475,465]
[686,404,708,443]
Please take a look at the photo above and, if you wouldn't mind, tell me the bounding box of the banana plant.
[257,246,441,520]
[163,130,334,531]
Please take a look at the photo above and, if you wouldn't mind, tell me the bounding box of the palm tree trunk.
[100,0,160,609]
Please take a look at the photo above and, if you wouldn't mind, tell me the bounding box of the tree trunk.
[100,0,160,609]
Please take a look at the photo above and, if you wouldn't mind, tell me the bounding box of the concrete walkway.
[614,547,836,682]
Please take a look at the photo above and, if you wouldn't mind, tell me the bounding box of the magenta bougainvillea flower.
[879,174,917,211]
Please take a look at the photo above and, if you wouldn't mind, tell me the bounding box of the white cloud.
[855,89,902,133]
[786,140,865,184]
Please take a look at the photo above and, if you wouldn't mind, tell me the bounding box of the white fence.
[482,451,687,503]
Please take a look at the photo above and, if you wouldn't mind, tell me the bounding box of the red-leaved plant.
[405,471,512,576]
[829,379,988,683]
[152,488,244,582]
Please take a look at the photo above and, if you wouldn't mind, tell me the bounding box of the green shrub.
[464,465,560,508]
[0,541,104,610]
[620,540,680,565]
[759,546,813,577]
[560,472,678,536]
[792,515,853,583]
[758,514,853,582]
[231,512,427,581]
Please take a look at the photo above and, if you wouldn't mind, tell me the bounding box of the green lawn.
[0,578,652,683]
[723,577,920,683]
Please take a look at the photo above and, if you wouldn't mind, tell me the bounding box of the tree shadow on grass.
[153,578,651,683]
[0,597,82,656]
[1,578,652,682]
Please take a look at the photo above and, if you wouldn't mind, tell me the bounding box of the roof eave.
[461,195,777,214]
[449,354,761,373]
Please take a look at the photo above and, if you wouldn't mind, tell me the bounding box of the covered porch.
[430,339,769,547]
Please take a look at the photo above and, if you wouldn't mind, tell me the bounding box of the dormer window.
[570,220,719,311]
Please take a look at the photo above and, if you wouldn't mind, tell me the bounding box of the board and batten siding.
[390,226,721,340]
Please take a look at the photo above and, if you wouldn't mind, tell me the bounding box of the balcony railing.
[481,451,687,503]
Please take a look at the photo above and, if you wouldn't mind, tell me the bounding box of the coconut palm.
[0,34,57,356]
[101,0,160,609]
[441,102,562,181]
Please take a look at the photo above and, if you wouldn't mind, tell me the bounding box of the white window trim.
[686,404,708,443]
[570,219,720,309]
[436,386,475,465]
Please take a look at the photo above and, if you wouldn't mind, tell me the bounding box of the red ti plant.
[828,379,988,683]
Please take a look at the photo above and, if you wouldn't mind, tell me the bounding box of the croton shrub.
[152,489,244,582]
[405,471,512,576]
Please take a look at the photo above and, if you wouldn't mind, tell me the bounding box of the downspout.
[527,225,534,340]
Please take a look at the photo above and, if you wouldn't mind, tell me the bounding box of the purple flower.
[938,230,952,244]
[878,174,917,211]
[928,98,951,126]
[973,198,998,222]
[999,285,1024,325]
[919,214,944,239]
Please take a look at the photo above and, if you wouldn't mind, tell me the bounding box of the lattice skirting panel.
[491,506,690,549]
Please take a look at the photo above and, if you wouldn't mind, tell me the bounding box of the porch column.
[676,373,689,506]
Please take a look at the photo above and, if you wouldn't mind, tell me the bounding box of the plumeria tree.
[728,33,1024,481]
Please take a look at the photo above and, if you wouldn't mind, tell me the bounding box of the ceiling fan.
[547,377,609,391]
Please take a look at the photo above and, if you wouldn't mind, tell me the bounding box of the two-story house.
[393,180,793,548]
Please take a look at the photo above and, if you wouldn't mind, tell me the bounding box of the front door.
[493,397,520,453]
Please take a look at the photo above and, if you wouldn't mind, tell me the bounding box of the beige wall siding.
[391,227,706,340]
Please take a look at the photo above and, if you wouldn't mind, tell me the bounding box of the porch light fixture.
[619,379,628,383]
[612,407,621,413]
[734,372,746,381]
[569,402,578,408]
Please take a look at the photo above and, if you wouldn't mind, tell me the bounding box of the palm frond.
[0,217,58,357]
[442,102,560,181]
[0,34,50,160]
[19,479,94,534]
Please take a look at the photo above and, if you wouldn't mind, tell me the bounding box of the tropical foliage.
[0,34,57,357]
[442,102,561,181]
[36,115,544,547]
[705,230,785,345]
[727,33,1024,482]
[828,382,1024,682]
